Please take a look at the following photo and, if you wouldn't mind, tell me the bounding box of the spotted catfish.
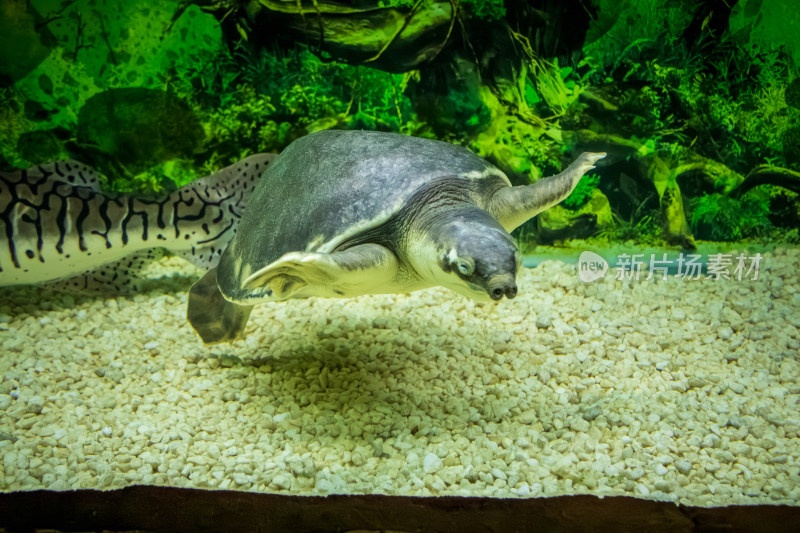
[0,154,276,291]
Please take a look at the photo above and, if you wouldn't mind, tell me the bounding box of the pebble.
[220,354,241,367]
[628,467,645,480]
[514,483,531,497]
[491,468,508,481]
[423,453,443,474]
[26,396,44,414]
[271,474,292,490]
[233,473,252,486]
[582,406,602,421]
[675,460,692,474]
[671,308,686,320]
[729,382,745,394]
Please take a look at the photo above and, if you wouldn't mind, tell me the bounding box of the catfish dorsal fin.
[184,153,278,211]
[6,159,109,192]
[169,153,278,270]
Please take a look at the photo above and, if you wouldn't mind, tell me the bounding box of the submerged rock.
[0,1,54,85]
[244,0,454,72]
[75,88,204,179]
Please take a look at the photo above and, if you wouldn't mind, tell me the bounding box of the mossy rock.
[0,1,54,85]
[252,0,454,72]
[23,99,55,122]
[531,189,613,244]
[729,0,800,66]
[410,55,490,137]
[541,189,613,229]
[6,0,222,152]
[75,88,204,178]
[16,129,64,163]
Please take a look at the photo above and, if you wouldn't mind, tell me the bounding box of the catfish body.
[0,155,275,290]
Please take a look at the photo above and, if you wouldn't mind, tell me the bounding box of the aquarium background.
[2,0,799,252]
[2,0,800,511]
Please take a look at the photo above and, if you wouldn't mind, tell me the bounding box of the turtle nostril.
[505,286,517,299]
[491,288,503,300]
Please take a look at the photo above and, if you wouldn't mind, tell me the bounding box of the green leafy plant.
[214,46,414,133]
[461,0,506,21]
[690,191,772,241]
[597,212,658,244]
[583,0,800,175]
[563,173,600,209]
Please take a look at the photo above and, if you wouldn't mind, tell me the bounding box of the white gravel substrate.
[1,247,799,507]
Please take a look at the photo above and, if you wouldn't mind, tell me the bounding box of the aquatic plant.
[563,173,600,210]
[211,45,413,133]
[0,86,35,169]
[690,191,772,241]
[583,0,698,76]
[76,88,205,181]
[597,204,659,245]
[527,58,584,119]
[460,0,505,21]
[582,0,799,175]
[2,0,797,245]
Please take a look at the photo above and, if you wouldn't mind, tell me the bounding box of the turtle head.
[433,209,521,302]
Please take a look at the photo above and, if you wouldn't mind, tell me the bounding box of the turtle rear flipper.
[188,267,253,344]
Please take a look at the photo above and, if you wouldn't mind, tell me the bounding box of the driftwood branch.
[34,0,77,32]
[72,12,90,62]
[730,165,800,198]
[97,16,117,66]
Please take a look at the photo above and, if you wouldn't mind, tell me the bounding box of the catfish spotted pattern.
[0,155,274,290]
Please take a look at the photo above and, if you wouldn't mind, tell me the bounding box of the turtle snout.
[488,276,517,301]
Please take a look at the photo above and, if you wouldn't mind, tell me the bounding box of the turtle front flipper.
[188,267,253,344]
[488,152,607,232]
[242,244,400,300]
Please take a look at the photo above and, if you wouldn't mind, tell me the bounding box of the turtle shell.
[216,130,508,300]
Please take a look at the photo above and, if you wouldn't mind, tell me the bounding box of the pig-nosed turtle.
[187,130,605,343]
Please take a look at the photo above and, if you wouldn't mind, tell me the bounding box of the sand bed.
[1,247,799,507]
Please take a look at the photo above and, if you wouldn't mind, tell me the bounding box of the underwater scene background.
[1,0,799,507]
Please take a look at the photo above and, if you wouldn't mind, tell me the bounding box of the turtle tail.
[187,267,253,344]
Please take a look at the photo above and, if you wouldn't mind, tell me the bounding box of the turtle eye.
[457,258,474,276]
